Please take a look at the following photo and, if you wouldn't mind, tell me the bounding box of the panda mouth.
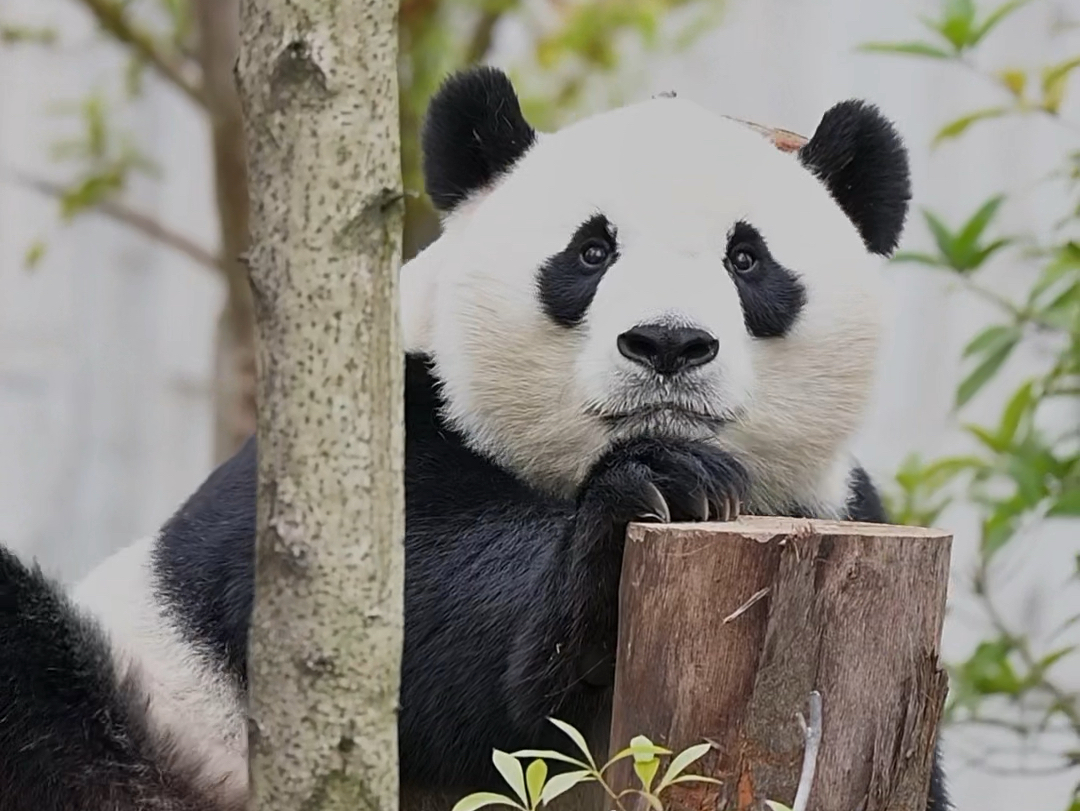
[597,402,734,429]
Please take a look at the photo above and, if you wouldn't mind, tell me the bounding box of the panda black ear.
[421,67,537,213]
[798,100,911,256]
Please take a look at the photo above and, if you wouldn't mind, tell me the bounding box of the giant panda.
[0,66,949,811]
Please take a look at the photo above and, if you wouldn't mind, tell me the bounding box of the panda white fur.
[0,67,949,811]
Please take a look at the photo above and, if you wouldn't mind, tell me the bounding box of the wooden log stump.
[608,516,951,811]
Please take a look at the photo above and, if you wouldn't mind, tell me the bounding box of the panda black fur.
[0,66,950,811]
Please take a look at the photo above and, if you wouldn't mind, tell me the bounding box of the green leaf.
[960,638,1022,695]
[963,324,1019,359]
[1041,56,1080,114]
[452,793,523,811]
[997,380,1034,446]
[971,0,1035,45]
[940,0,977,49]
[23,239,47,270]
[634,756,660,792]
[657,743,712,792]
[981,504,1020,556]
[955,196,1006,260]
[857,41,956,59]
[526,760,547,808]
[1048,490,1080,516]
[996,67,1027,96]
[923,210,959,267]
[1034,646,1075,676]
[493,750,529,807]
[628,735,670,762]
[968,237,1014,268]
[548,719,597,769]
[511,750,590,769]
[890,251,947,267]
[0,24,58,45]
[540,771,594,805]
[966,424,1008,454]
[957,331,1018,407]
[932,108,1008,146]
[1031,242,1080,302]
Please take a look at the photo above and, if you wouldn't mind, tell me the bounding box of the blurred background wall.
[1,0,1078,808]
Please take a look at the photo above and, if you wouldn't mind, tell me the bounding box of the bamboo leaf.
[957,332,1018,407]
[1048,490,1080,516]
[953,195,1006,265]
[996,67,1027,97]
[932,108,1008,147]
[923,209,959,267]
[963,324,1019,359]
[971,0,1035,45]
[940,0,977,48]
[1041,56,1080,114]
[857,41,956,59]
[890,251,947,267]
[997,380,1034,447]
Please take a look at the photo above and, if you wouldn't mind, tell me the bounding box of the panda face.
[411,69,909,510]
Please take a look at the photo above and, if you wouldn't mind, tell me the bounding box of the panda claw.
[690,489,710,522]
[640,482,671,524]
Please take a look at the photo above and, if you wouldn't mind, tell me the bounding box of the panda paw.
[576,436,750,533]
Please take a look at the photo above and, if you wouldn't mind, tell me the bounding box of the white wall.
[1,0,1077,808]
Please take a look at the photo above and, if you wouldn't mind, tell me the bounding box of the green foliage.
[45,92,158,222]
[863,1,1080,806]
[0,23,58,45]
[451,718,725,811]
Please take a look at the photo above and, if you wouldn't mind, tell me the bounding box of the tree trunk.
[235,0,405,806]
[193,0,258,464]
[609,517,951,811]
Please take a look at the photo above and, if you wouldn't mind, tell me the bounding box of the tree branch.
[9,170,222,272]
[464,8,500,65]
[792,691,823,811]
[71,0,207,109]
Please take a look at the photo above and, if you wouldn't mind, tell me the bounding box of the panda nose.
[616,324,720,375]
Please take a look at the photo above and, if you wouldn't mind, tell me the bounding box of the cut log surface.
[609,516,951,811]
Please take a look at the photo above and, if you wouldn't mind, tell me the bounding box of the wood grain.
[609,516,951,811]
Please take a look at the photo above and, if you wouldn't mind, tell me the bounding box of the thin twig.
[73,0,207,109]
[8,169,222,272]
[792,691,823,811]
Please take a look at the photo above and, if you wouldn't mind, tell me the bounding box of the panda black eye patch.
[725,220,806,338]
[537,214,619,328]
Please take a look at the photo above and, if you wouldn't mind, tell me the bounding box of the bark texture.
[235,0,404,807]
[609,516,951,811]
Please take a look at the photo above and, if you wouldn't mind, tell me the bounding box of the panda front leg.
[504,435,749,747]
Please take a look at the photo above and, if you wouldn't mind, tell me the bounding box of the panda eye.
[728,245,758,274]
[579,239,612,269]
